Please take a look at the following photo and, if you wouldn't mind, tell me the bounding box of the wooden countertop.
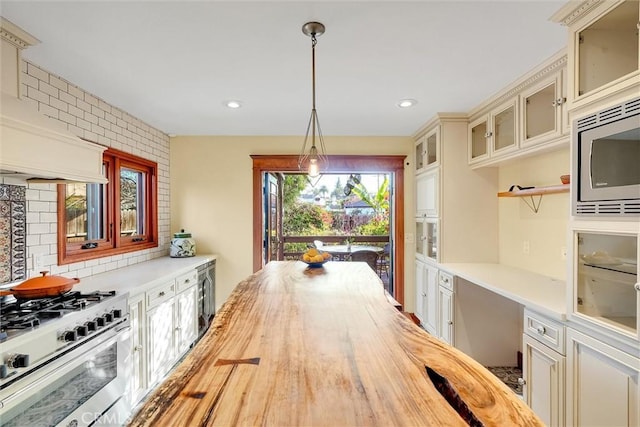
[128,261,541,426]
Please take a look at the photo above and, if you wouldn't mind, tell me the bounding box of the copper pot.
[0,271,80,299]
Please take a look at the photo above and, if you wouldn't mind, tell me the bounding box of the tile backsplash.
[1,60,171,283]
[0,184,26,284]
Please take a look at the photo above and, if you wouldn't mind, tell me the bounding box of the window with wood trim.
[57,147,158,264]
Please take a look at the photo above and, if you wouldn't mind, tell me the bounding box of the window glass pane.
[120,167,145,237]
[65,182,105,243]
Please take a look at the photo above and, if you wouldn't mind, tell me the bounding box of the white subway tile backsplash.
[39,212,57,223]
[49,75,68,91]
[77,98,91,112]
[26,62,49,81]
[38,103,58,119]
[28,201,50,212]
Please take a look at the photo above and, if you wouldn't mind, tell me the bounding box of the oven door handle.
[0,326,126,410]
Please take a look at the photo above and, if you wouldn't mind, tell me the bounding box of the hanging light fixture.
[298,21,328,178]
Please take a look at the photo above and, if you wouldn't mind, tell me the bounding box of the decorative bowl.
[301,253,332,268]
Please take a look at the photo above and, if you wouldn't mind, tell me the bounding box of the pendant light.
[298,21,328,178]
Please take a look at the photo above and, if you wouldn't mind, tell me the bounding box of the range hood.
[0,17,107,184]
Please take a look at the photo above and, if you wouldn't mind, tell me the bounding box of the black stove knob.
[103,312,113,323]
[75,325,88,336]
[85,320,97,332]
[0,364,7,379]
[112,309,123,319]
[96,317,106,327]
[63,330,78,342]
[7,353,29,368]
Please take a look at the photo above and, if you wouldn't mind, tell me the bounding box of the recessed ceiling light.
[397,99,417,108]
[225,100,242,109]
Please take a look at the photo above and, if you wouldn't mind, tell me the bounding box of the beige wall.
[498,148,570,279]
[170,135,414,310]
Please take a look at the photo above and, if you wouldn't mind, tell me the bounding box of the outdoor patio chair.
[376,243,390,278]
[313,240,324,249]
[349,250,378,272]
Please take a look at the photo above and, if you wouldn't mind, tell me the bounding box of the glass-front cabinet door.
[520,71,565,147]
[576,0,639,99]
[415,127,440,173]
[468,116,489,164]
[415,218,438,263]
[574,231,638,338]
[491,100,518,156]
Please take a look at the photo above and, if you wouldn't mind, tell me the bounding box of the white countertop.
[438,263,567,321]
[76,254,217,297]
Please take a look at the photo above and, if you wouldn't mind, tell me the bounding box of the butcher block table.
[128,261,541,426]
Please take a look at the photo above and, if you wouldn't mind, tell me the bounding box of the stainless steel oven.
[0,291,131,427]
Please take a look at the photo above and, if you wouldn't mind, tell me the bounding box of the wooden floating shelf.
[497,184,570,198]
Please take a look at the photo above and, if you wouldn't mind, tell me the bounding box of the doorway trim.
[251,154,406,306]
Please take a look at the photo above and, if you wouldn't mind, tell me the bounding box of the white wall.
[8,60,171,281]
[498,148,570,279]
[169,135,414,310]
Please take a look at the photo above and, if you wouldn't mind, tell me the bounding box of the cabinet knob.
[134,345,143,352]
[447,321,453,325]
[517,378,526,386]
[634,283,640,291]
[159,291,165,297]
[536,325,546,335]
[484,131,493,138]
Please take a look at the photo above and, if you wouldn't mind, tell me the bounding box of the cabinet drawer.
[176,270,197,293]
[147,281,175,308]
[438,271,454,290]
[524,309,565,355]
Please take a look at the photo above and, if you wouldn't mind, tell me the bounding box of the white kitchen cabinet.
[520,69,568,148]
[129,294,147,407]
[415,258,426,324]
[466,51,568,168]
[175,285,198,355]
[552,0,639,111]
[522,334,565,426]
[469,98,518,164]
[415,126,440,174]
[423,264,439,336]
[438,286,454,345]
[146,296,176,387]
[437,270,455,345]
[566,328,640,427]
[145,269,199,388]
[522,333,565,426]
[415,169,438,218]
[414,217,438,263]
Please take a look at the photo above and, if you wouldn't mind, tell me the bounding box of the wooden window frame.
[57,147,158,265]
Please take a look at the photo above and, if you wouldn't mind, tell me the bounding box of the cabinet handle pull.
[134,345,143,352]
[159,291,165,297]
[634,283,640,291]
[536,325,546,335]
[447,321,453,325]
[517,378,526,386]
[484,131,493,138]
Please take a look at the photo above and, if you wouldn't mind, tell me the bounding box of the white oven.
[0,301,131,427]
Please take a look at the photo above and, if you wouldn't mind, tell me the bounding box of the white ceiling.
[1,1,568,137]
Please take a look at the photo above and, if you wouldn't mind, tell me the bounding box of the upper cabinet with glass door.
[467,50,568,168]
[468,98,518,165]
[415,126,440,174]
[520,67,569,147]
[552,0,640,112]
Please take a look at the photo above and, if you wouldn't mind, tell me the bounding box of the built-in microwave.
[573,97,640,216]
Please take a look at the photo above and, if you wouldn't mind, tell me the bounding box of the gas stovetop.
[0,290,118,341]
[0,289,129,388]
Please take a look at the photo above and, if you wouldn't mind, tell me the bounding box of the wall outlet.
[560,246,567,260]
[523,240,530,255]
